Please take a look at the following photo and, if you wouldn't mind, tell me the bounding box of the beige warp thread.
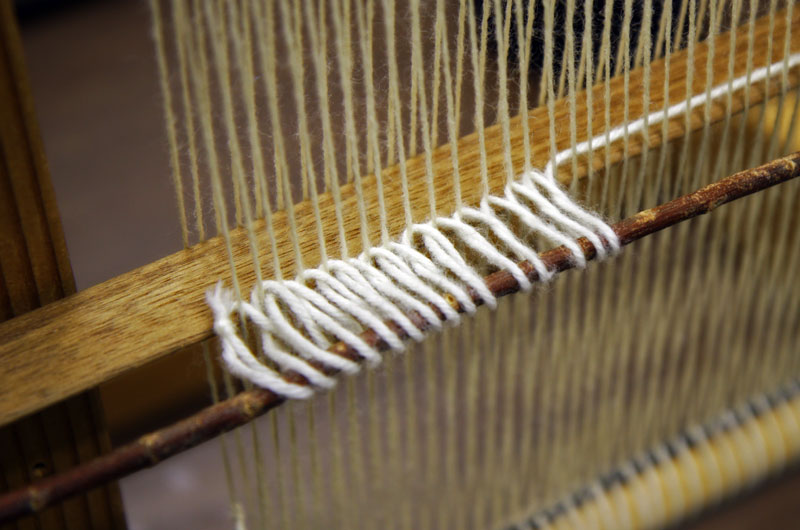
[504,379,800,530]
[145,0,800,527]
[207,54,800,400]
[207,164,619,399]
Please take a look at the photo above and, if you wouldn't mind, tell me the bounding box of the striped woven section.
[504,380,800,530]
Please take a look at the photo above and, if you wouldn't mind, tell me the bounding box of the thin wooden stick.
[1,7,797,428]
[0,152,798,523]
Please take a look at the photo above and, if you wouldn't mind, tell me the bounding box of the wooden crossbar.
[1,151,799,522]
[0,7,797,427]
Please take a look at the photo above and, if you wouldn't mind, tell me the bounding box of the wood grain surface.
[0,6,797,427]
[0,3,126,528]
[1,151,797,523]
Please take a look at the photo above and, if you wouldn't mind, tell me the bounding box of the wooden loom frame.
[1,2,800,525]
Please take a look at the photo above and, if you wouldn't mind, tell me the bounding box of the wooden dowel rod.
[0,6,797,427]
[0,152,797,523]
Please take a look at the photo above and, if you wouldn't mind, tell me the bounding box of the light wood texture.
[3,151,798,524]
[0,3,126,529]
[0,7,798,427]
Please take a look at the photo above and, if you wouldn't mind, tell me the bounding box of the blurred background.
[16,1,231,528]
[17,0,179,289]
[11,0,800,528]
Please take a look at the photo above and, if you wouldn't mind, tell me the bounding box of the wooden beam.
[0,7,798,427]
[1,151,798,523]
[0,2,126,528]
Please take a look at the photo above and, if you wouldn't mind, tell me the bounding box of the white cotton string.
[460,201,551,281]
[208,51,800,399]
[389,238,476,316]
[285,281,361,335]
[434,215,533,292]
[412,222,498,309]
[302,269,405,352]
[512,172,612,259]
[260,285,360,374]
[487,191,588,268]
[369,247,460,324]
[327,260,426,342]
[558,53,800,169]
[283,282,378,365]
[348,257,444,332]
[206,285,314,399]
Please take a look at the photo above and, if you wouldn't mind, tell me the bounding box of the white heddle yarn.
[207,161,618,399]
[207,54,800,400]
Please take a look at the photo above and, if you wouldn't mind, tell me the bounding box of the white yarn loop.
[283,281,379,365]
[390,239,476,316]
[370,247,461,324]
[328,260,426,342]
[462,201,552,282]
[304,269,405,352]
[260,282,360,374]
[206,151,613,397]
[206,285,316,399]
[414,222,499,309]
[536,166,621,254]
[436,214,533,292]
[243,306,337,389]
[350,256,443,333]
[512,174,609,258]
[488,191,588,267]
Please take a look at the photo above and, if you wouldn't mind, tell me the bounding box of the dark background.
[13,0,800,528]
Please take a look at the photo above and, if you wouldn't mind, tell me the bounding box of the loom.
[1,0,800,527]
